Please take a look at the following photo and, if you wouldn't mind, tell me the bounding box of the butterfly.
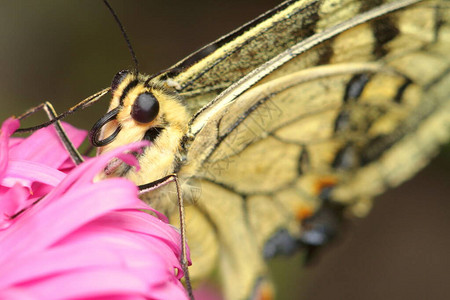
[12,0,450,299]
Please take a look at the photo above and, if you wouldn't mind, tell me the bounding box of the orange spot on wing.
[313,176,338,196]
[252,279,274,300]
[296,206,314,220]
[256,282,274,300]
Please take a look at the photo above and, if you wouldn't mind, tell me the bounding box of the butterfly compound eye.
[131,92,160,123]
[111,70,130,92]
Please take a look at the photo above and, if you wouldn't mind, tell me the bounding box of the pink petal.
[96,211,185,263]
[50,141,149,196]
[0,118,189,299]
[9,121,86,169]
[0,178,140,260]
[7,269,152,298]
[0,184,29,228]
[1,160,66,189]
[8,137,23,148]
[194,282,224,300]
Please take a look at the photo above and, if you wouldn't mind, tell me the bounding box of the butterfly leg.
[139,174,194,300]
[15,101,84,165]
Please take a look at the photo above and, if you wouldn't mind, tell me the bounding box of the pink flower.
[0,118,190,299]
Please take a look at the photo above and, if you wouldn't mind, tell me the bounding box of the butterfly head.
[89,70,189,158]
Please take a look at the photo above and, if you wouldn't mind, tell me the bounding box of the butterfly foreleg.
[138,174,194,300]
[14,87,110,164]
[15,101,84,165]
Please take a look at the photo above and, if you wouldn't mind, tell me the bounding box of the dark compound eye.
[131,92,160,123]
[111,70,130,92]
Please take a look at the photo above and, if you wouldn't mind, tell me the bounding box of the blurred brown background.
[1,1,449,299]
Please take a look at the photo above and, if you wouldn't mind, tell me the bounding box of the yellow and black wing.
[168,1,450,299]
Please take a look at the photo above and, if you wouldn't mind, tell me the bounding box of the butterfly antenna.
[103,0,139,73]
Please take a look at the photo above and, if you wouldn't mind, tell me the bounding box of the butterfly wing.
[173,1,450,299]
[164,0,436,114]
